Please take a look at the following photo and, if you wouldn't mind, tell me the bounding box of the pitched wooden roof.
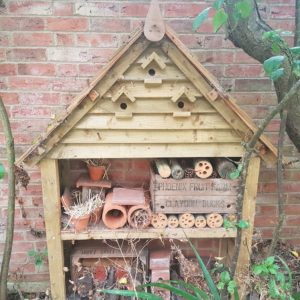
[16,22,277,167]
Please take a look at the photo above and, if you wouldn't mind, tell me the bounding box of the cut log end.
[206,213,223,228]
[167,215,179,228]
[151,213,168,229]
[194,215,207,228]
[194,159,213,179]
[179,213,195,228]
[154,159,171,178]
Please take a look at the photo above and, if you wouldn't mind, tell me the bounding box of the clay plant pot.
[102,193,127,229]
[90,206,103,225]
[87,165,105,181]
[61,187,73,211]
[72,214,90,232]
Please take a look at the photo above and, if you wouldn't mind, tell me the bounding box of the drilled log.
[154,159,171,178]
[179,213,195,228]
[151,213,168,229]
[214,158,237,179]
[167,215,179,228]
[169,159,184,180]
[206,213,223,228]
[194,159,213,179]
[194,215,207,228]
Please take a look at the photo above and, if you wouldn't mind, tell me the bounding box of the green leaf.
[270,68,284,81]
[277,256,292,287]
[27,250,36,257]
[290,46,300,56]
[235,0,252,18]
[223,219,235,229]
[193,7,211,32]
[253,265,263,275]
[213,0,225,10]
[265,256,275,266]
[142,283,199,300]
[217,281,225,290]
[263,56,285,75]
[292,291,300,299]
[293,60,300,76]
[0,163,5,180]
[100,289,163,300]
[220,271,231,284]
[268,279,280,298]
[229,170,240,180]
[168,280,210,299]
[227,280,237,295]
[188,240,222,300]
[237,220,249,229]
[271,43,281,55]
[213,9,228,33]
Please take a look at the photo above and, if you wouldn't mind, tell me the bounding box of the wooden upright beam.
[235,156,261,299]
[40,159,65,300]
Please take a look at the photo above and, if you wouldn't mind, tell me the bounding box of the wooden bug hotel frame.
[17,0,277,298]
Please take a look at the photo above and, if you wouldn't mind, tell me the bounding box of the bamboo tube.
[169,159,184,179]
[102,193,127,229]
[194,159,213,179]
[154,159,171,178]
[167,215,179,228]
[206,213,223,228]
[127,203,152,229]
[194,215,207,228]
[151,213,168,229]
[214,158,237,179]
[179,213,195,228]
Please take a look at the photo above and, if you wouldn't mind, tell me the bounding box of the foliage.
[27,248,48,269]
[0,163,4,180]
[223,218,250,230]
[252,256,295,299]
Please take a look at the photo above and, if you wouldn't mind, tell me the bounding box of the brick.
[18,63,55,76]
[235,79,272,92]
[18,93,61,105]
[56,33,75,46]
[52,77,88,92]
[6,49,46,62]
[259,205,277,215]
[0,64,17,76]
[131,160,150,172]
[0,92,19,105]
[53,2,73,16]
[286,216,300,226]
[56,64,78,76]
[91,19,130,33]
[9,77,52,91]
[285,205,300,215]
[76,33,118,47]
[225,65,264,78]
[13,33,53,46]
[254,215,277,227]
[0,33,10,46]
[268,20,295,32]
[120,3,149,17]
[270,5,295,18]
[10,106,53,119]
[75,2,118,16]
[47,18,88,31]
[0,17,43,31]
[164,3,207,18]
[78,64,103,76]
[235,51,259,64]
[196,50,235,64]
[12,242,35,253]
[9,1,52,15]
[205,65,224,78]
[10,252,28,264]
[47,47,91,62]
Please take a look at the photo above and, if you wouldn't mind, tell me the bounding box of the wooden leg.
[219,238,235,267]
[235,157,261,299]
[40,159,66,299]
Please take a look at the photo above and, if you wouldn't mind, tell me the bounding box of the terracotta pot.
[90,206,103,225]
[61,187,73,211]
[72,214,90,232]
[87,165,105,181]
[102,193,127,229]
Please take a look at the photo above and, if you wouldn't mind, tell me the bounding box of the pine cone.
[184,168,194,178]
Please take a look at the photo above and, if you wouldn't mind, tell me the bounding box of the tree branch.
[0,96,16,300]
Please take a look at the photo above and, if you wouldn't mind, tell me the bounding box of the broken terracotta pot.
[127,203,152,229]
[87,165,105,181]
[102,193,127,229]
[90,206,103,225]
[72,214,90,232]
[61,187,73,211]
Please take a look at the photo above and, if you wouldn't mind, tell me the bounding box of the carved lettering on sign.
[165,199,225,209]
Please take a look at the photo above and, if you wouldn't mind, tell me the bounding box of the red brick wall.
[0,0,299,284]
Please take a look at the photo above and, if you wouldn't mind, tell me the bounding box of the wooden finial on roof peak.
[144,0,165,42]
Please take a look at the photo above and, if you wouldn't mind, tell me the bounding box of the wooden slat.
[76,114,232,130]
[235,157,261,298]
[40,159,65,300]
[61,226,237,240]
[49,143,244,159]
[91,98,215,114]
[136,47,170,64]
[104,81,202,99]
[62,129,241,144]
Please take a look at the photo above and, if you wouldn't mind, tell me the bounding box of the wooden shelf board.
[61,226,236,240]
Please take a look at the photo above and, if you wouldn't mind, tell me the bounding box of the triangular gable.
[16,26,277,167]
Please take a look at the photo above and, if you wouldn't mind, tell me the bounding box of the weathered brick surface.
[0,0,299,285]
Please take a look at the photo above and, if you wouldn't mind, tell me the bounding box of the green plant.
[223,219,250,230]
[252,256,295,299]
[0,163,4,180]
[27,248,48,269]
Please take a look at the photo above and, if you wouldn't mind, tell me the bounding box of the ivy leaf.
[229,169,240,180]
[263,55,285,75]
[227,280,237,295]
[213,9,228,32]
[213,0,225,10]
[220,271,231,283]
[27,250,36,257]
[268,279,280,298]
[235,0,253,18]
[293,60,300,77]
[265,256,275,266]
[271,43,281,55]
[253,265,263,275]
[290,46,300,57]
[223,219,236,229]
[217,281,225,290]
[237,220,249,229]
[270,68,284,81]
[0,163,5,180]
[193,7,211,32]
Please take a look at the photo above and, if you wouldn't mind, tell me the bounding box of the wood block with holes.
[150,167,238,214]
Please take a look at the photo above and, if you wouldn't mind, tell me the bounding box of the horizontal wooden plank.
[61,226,237,240]
[62,129,241,144]
[49,143,244,159]
[152,196,236,214]
[91,98,215,114]
[103,82,202,99]
[76,114,232,130]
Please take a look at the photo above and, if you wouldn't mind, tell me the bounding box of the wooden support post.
[40,159,65,300]
[235,156,261,299]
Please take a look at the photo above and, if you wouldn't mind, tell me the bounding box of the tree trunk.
[0,97,16,300]
[224,0,300,152]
